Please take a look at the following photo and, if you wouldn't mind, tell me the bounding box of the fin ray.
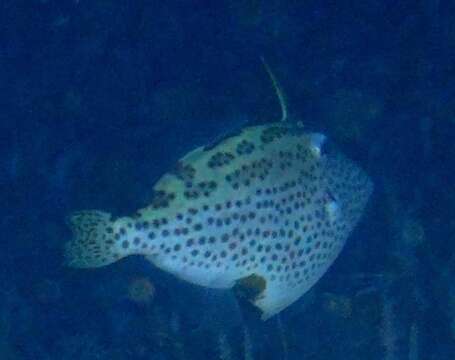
[65,210,121,268]
[260,57,288,122]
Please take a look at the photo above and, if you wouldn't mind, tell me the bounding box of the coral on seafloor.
[217,332,233,360]
[127,276,156,306]
[380,292,398,360]
[52,334,108,360]
[322,292,353,319]
[0,289,19,360]
[444,261,455,341]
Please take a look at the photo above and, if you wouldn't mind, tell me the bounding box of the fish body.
[66,122,372,319]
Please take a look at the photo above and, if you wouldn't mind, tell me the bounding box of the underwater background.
[2,0,455,359]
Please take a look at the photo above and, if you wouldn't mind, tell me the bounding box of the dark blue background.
[1,1,454,359]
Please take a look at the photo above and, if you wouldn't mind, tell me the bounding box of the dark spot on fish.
[172,162,196,182]
[151,190,175,209]
[260,126,288,144]
[207,152,235,168]
[236,140,256,156]
[184,190,200,200]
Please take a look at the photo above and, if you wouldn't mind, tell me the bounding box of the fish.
[64,61,373,320]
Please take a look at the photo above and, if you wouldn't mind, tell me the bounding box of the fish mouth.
[308,132,327,158]
[308,132,347,160]
[317,134,342,158]
[321,143,374,225]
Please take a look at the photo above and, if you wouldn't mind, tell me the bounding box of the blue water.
[2,1,455,359]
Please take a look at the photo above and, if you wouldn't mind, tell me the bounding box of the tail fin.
[65,210,123,268]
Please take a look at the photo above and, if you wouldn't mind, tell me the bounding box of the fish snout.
[308,133,327,158]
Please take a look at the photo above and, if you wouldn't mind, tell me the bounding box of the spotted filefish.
[65,63,373,319]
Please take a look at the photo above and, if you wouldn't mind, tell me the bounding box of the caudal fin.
[65,210,122,268]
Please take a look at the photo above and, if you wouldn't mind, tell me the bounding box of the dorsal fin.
[260,57,288,122]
